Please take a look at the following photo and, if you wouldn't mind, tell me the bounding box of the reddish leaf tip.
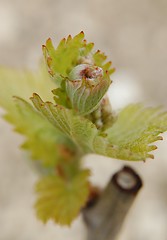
[46,38,52,43]
[32,93,38,97]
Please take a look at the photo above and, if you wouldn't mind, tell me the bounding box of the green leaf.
[35,169,90,225]
[4,97,72,167]
[102,104,167,161]
[43,32,115,85]
[52,87,68,107]
[0,66,75,167]
[31,93,99,153]
[43,32,92,81]
[42,32,115,114]
[0,65,55,112]
[30,94,167,162]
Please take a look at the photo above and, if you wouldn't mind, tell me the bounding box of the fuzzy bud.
[66,64,111,115]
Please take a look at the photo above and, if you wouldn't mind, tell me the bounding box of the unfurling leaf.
[42,31,91,84]
[43,32,114,115]
[66,64,111,115]
[43,31,114,82]
[35,169,90,225]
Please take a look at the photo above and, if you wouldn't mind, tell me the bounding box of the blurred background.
[0,0,167,239]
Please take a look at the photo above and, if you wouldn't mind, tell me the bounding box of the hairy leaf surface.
[66,74,111,115]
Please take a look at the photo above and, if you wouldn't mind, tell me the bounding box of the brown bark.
[83,166,143,240]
